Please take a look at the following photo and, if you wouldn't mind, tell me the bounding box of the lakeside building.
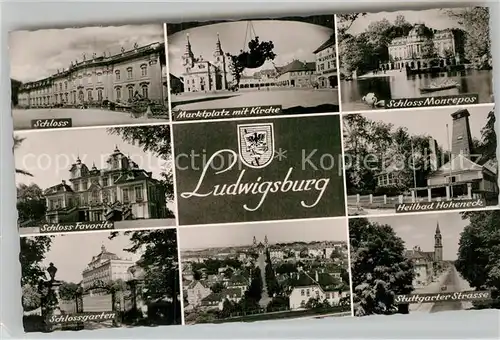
[381,24,464,71]
[17,42,168,108]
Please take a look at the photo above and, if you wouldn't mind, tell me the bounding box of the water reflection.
[341,69,494,112]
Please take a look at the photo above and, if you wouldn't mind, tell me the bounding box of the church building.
[405,223,443,288]
[181,33,229,93]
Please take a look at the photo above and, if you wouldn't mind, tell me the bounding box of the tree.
[22,284,41,311]
[264,249,280,297]
[210,282,224,294]
[477,109,496,162]
[455,210,500,307]
[107,125,175,216]
[20,236,53,286]
[13,136,33,177]
[444,7,491,65]
[58,281,80,301]
[109,229,181,324]
[421,38,438,60]
[349,218,415,316]
[225,37,276,88]
[337,13,367,36]
[17,183,47,224]
[343,114,392,194]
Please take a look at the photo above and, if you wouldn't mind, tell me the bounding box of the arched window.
[142,84,148,98]
[87,90,93,101]
[128,87,134,99]
[116,87,121,99]
[97,89,103,101]
[115,70,120,81]
[140,64,147,77]
[127,67,133,79]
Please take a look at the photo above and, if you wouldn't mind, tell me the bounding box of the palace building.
[44,145,168,224]
[383,24,462,70]
[82,245,135,292]
[17,42,168,108]
[405,223,443,288]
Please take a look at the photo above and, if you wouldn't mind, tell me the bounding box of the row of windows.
[29,64,150,95]
[29,84,149,106]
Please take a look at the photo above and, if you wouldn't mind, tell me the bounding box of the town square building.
[312,35,338,88]
[177,32,338,92]
[44,145,168,223]
[17,42,168,108]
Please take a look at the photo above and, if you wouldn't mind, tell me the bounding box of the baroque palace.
[17,42,168,108]
[173,32,338,93]
[44,146,168,223]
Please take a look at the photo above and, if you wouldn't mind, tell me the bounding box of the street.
[13,108,169,130]
[430,266,465,313]
[171,88,339,112]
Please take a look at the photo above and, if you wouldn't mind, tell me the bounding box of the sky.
[34,232,142,283]
[179,218,348,250]
[358,105,493,151]
[345,9,461,36]
[368,212,468,261]
[167,20,332,78]
[10,24,163,83]
[14,127,167,191]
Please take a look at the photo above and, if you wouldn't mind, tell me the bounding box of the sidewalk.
[409,268,451,313]
[456,271,474,310]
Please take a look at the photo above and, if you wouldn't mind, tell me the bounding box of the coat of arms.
[237,123,274,168]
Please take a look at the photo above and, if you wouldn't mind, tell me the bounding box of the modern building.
[404,223,443,288]
[44,145,168,223]
[18,42,168,108]
[313,35,338,88]
[82,245,135,292]
[384,24,461,70]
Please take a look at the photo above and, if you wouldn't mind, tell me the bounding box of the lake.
[341,69,494,112]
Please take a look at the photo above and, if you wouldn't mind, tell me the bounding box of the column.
[446,186,450,200]
[427,188,432,202]
[467,183,472,199]
[411,190,416,203]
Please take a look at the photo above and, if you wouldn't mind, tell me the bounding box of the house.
[185,280,211,307]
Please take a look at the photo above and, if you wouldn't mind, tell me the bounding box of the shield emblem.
[237,123,275,168]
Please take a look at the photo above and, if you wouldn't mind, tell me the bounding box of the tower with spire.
[434,222,443,262]
[212,32,228,90]
[180,32,229,93]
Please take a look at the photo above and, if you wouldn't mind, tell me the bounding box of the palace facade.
[82,245,135,292]
[44,145,168,223]
[17,42,168,108]
[383,24,462,70]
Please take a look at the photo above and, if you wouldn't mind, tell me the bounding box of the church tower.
[182,33,195,69]
[212,33,228,90]
[450,109,474,158]
[434,222,443,262]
